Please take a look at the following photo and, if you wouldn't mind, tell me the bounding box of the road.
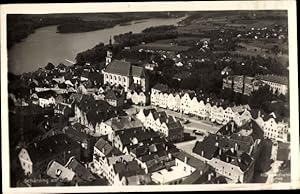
[126,104,220,158]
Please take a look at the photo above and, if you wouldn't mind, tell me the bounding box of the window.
[56,169,62,177]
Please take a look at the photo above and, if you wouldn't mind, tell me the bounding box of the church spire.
[106,36,113,66]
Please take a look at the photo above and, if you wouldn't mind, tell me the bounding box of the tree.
[45,62,55,71]
[249,85,274,108]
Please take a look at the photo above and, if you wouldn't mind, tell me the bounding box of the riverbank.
[7,12,186,49]
[8,16,187,74]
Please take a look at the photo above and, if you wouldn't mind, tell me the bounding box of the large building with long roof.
[102,42,149,92]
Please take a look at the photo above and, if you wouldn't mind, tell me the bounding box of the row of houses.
[193,119,264,183]
[222,74,288,96]
[91,131,224,185]
[136,108,184,142]
[151,84,252,126]
[150,84,289,143]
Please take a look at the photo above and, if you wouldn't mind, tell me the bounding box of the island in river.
[7,12,187,49]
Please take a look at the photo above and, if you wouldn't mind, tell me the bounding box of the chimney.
[226,156,230,163]
[34,142,37,148]
[208,173,212,181]
[231,122,234,133]
[49,148,53,153]
[201,150,204,156]
[230,147,235,153]
[215,142,219,147]
[54,140,58,144]
[200,170,203,175]
[234,143,238,151]
[219,148,222,155]
[258,110,261,118]
[165,146,168,151]
[184,156,188,163]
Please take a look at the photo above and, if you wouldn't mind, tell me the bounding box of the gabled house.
[136,108,184,142]
[98,116,143,141]
[54,102,72,117]
[46,160,75,182]
[18,134,81,177]
[102,48,149,93]
[151,83,169,106]
[104,89,125,107]
[35,90,57,108]
[74,95,126,134]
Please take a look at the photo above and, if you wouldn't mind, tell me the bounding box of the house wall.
[18,148,33,176]
[208,158,244,183]
[175,158,196,175]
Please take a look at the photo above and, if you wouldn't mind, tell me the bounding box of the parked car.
[193,130,205,136]
[183,119,190,124]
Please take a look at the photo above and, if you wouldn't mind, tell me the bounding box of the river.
[8,16,186,75]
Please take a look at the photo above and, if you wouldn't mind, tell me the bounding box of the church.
[102,38,149,92]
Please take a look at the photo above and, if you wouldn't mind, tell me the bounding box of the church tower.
[106,36,113,66]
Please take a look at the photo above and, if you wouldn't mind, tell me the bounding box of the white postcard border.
[1,1,299,193]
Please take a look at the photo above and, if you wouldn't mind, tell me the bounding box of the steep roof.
[77,96,126,126]
[175,151,207,170]
[94,138,114,156]
[103,60,131,76]
[116,128,160,148]
[26,134,80,164]
[46,160,75,182]
[131,65,145,78]
[193,134,254,172]
[57,63,66,69]
[239,120,264,141]
[166,120,183,130]
[64,125,91,142]
[105,116,143,131]
[255,74,288,85]
[113,160,145,179]
[141,108,156,117]
[66,157,96,182]
[105,89,124,101]
[36,90,57,99]
[217,120,239,136]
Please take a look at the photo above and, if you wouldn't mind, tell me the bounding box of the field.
[134,42,191,52]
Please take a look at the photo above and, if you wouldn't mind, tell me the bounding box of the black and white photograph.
[1,1,299,192]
